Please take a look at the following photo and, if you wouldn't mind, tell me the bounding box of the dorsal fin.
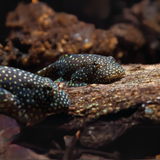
[59,54,73,60]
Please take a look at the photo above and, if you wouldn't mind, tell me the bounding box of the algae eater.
[37,54,125,86]
[0,66,70,124]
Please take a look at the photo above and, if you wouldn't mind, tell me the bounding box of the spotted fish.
[0,66,70,124]
[37,54,125,86]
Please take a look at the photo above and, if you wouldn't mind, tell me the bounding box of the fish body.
[37,54,125,86]
[0,66,70,124]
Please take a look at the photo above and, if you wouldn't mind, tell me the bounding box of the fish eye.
[43,85,53,95]
[93,61,97,65]
[93,61,100,69]
[45,85,52,91]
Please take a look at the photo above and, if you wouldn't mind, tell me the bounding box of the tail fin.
[36,63,58,80]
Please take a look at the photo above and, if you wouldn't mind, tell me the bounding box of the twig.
[74,149,120,160]
[62,130,81,160]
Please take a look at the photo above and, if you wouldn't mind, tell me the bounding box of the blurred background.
[1,0,160,70]
[0,0,144,43]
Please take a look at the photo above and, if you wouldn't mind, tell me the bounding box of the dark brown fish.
[0,66,70,124]
[37,54,125,86]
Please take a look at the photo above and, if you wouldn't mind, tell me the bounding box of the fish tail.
[36,63,59,80]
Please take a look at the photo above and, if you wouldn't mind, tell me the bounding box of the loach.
[0,66,70,125]
[37,54,125,87]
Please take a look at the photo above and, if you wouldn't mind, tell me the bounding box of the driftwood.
[59,64,160,148]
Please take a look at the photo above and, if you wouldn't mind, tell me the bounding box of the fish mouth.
[119,71,126,78]
[46,90,70,114]
[117,65,125,78]
[53,89,70,107]
[107,67,126,83]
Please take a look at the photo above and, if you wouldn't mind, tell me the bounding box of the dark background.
[0,0,142,43]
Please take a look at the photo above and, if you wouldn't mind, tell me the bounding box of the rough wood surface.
[59,64,160,148]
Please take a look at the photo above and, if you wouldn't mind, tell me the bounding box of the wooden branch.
[58,64,160,148]
[60,64,160,120]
